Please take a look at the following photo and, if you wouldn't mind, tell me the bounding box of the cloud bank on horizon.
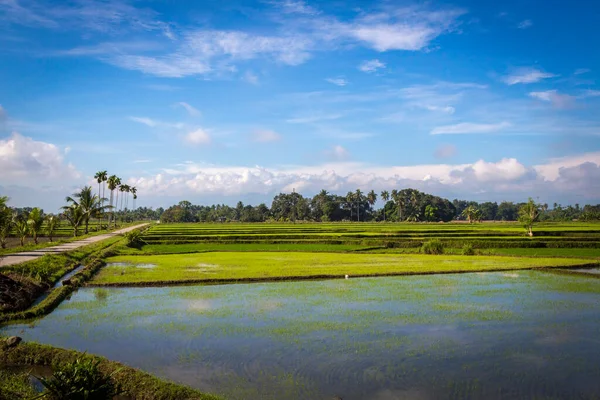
[0,0,599,210]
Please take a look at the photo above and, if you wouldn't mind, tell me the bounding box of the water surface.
[2,271,600,400]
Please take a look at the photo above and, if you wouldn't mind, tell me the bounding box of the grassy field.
[93,252,596,285]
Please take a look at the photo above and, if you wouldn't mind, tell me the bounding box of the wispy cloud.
[175,102,201,117]
[243,71,259,85]
[502,67,557,85]
[574,68,591,75]
[326,145,350,161]
[268,0,319,15]
[434,144,457,159]
[529,90,575,108]
[252,129,281,142]
[517,19,532,29]
[325,78,348,86]
[286,113,343,124]
[358,59,386,73]
[129,116,184,129]
[431,122,512,135]
[185,128,211,145]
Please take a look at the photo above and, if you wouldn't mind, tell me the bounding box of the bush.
[36,357,121,400]
[462,243,475,256]
[421,239,444,255]
[124,230,145,248]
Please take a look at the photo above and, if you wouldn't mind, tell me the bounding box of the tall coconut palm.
[94,171,107,203]
[367,190,377,220]
[391,189,400,221]
[345,191,354,221]
[380,190,389,222]
[45,214,61,242]
[62,204,84,237]
[355,189,363,222]
[27,207,44,244]
[131,186,137,210]
[65,186,107,234]
[107,175,121,228]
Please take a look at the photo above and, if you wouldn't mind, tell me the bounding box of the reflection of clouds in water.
[535,330,572,345]
[187,299,212,311]
[253,300,281,313]
[186,263,219,273]
[371,388,434,400]
[502,273,520,278]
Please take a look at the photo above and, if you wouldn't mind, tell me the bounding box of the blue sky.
[1,0,599,211]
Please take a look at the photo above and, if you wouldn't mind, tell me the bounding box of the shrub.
[462,243,475,256]
[124,230,145,248]
[421,239,444,255]
[35,357,121,400]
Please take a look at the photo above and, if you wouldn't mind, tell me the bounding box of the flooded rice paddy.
[2,271,600,400]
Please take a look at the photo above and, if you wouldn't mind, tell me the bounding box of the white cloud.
[129,116,184,129]
[502,67,557,85]
[124,152,600,203]
[582,90,600,98]
[252,129,281,142]
[0,132,80,184]
[518,19,532,29]
[176,102,201,117]
[243,71,259,85]
[574,68,590,75]
[329,145,350,161]
[129,116,158,127]
[325,78,348,86]
[271,0,319,15]
[529,90,575,108]
[185,128,211,145]
[359,59,386,73]
[423,105,455,114]
[431,122,512,135]
[286,113,342,124]
[434,144,457,159]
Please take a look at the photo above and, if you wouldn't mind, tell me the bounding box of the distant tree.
[62,204,84,237]
[27,207,44,244]
[45,214,61,242]
[497,201,519,221]
[367,190,377,219]
[355,189,364,222]
[380,190,389,222]
[65,186,106,234]
[107,175,121,228]
[14,215,29,246]
[461,205,480,224]
[425,205,438,222]
[0,196,12,249]
[519,198,541,237]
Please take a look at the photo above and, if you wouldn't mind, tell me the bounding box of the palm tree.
[62,204,84,237]
[0,196,12,249]
[355,189,363,222]
[107,175,121,228]
[94,170,108,229]
[14,214,29,246]
[65,186,107,234]
[131,186,137,210]
[519,198,541,237]
[461,205,480,224]
[27,207,44,244]
[367,190,377,220]
[345,191,354,221]
[391,189,400,221]
[380,190,389,222]
[45,214,61,242]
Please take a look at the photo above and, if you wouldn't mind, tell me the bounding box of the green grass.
[0,369,37,399]
[488,248,600,258]
[93,252,597,285]
[119,242,374,255]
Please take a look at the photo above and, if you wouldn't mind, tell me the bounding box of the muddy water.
[2,271,600,400]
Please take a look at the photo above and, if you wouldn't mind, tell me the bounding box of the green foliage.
[0,196,13,249]
[0,369,37,400]
[62,204,84,237]
[27,207,45,244]
[421,239,445,255]
[462,243,475,256]
[124,230,145,248]
[35,357,121,400]
[45,214,61,242]
[14,214,29,246]
[519,198,541,237]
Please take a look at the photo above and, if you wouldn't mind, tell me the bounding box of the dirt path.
[0,224,148,268]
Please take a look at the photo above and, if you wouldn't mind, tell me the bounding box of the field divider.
[85,262,600,288]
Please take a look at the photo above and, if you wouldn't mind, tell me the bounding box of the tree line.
[159,188,600,224]
[0,170,139,248]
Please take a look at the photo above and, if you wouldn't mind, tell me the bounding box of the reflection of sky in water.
[2,271,600,400]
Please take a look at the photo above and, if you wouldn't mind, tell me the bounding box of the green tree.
[0,196,13,249]
[62,204,84,237]
[424,205,438,222]
[45,214,61,242]
[14,214,29,246]
[355,189,363,222]
[380,190,389,222]
[367,190,377,219]
[107,175,121,228]
[65,186,106,234]
[519,197,541,237]
[461,205,480,224]
[131,186,137,210]
[27,207,44,244]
